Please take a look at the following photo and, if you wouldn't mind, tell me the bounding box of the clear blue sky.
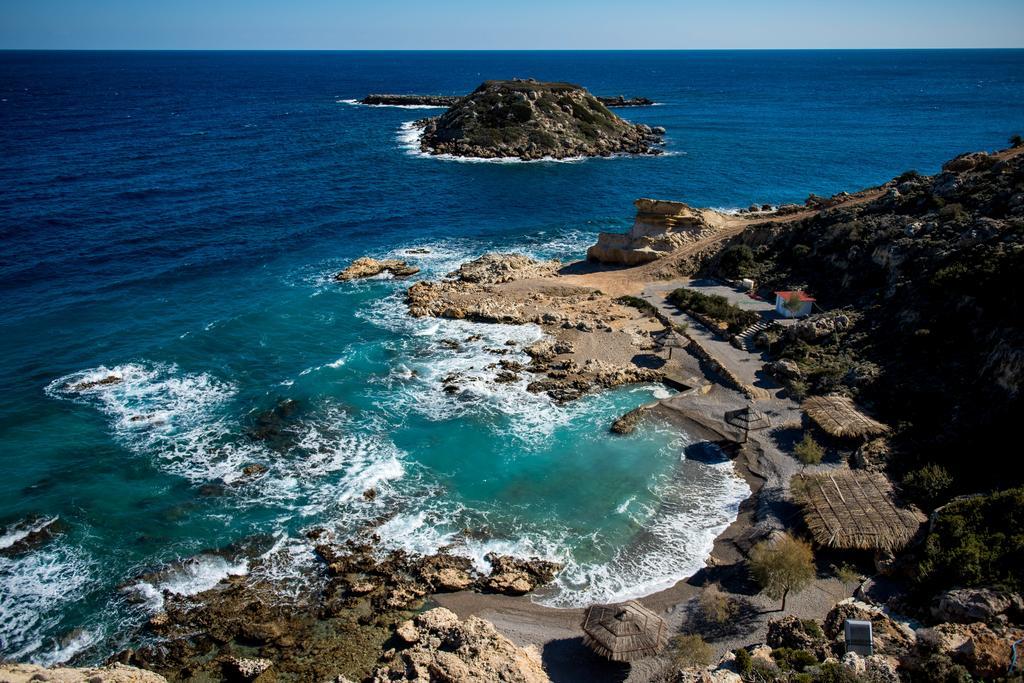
[1,0,1022,50]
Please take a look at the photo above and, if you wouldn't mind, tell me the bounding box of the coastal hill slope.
[713,144,1024,499]
[414,79,665,160]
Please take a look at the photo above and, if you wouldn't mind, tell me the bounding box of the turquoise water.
[3,49,1023,664]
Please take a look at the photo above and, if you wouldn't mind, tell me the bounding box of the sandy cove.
[382,193,883,681]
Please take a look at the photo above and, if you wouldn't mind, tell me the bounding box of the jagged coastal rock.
[587,198,725,265]
[335,257,420,281]
[360,94,459,107]
[371,608,551,683]
[414,79,665,160]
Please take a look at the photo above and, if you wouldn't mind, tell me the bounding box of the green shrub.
[917,486,1024,593]
[733,647,753,676]
[614,295,657,316]
[667,288,760,333]
[792,244,812,258]
[800,619,824,640]
[698,584,735,623]
[938,203,967,223]
[813,661,862,683]
[793,433,824,466]
[902,463,953,509]
[1011,134,1023,148]
[719,244,756,278]
[896,170,922,183]
[671,634,714,668]
[771,647,818,672]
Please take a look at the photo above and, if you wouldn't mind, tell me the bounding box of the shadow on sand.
[542,637,631,683]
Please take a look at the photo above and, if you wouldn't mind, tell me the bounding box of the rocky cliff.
[414,79,664,160]
[587,199,724,265]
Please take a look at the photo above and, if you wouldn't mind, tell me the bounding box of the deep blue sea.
[1,50,1022,664]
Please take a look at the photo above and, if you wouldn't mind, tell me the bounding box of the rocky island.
[410,79,666,160]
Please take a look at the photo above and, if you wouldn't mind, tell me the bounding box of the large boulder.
[587,199,722,265]
[480,554,563,595]
[372,607,550,683]
[766,615,828,657]
[448,253,560,285]
[916,622,1024,679]
[823,599,916,657]
[336,257,420,281]
[930,587,1024,624]
[415,79,664,160]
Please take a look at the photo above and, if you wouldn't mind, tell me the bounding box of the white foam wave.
[539,454,750,607]
[0,541,97,662]
[45,363,244,483]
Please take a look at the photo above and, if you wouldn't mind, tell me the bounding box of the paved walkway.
[642,279,786,400]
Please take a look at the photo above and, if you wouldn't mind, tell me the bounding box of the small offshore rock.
[335,257,420,281]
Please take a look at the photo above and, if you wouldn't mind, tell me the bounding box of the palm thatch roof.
[581,601,668,662]
[794,470,925,552]
[802,394,889,439]
[654,328,689,349]
[725,406,771,432]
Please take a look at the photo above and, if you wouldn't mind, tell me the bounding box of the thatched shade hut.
[581,601,668,662]
[654,328,689,359]
[725,406,770,443]
[802,395,889,440]
[794,470,925,553]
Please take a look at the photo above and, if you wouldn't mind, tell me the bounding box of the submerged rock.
[336,257,420,281]
[0,515,66,557]
[415,79,664,160]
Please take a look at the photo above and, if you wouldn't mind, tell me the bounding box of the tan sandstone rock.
[336,257,420,281]
[372,607,550,683]
[587,199,722,265]
[0,663,167,683]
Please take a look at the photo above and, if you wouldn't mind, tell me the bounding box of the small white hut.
[775,290,814,318]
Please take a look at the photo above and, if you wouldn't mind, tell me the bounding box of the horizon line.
[2,47,1024,52]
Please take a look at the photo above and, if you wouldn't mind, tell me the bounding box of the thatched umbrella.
[655,328,689,359]
[724,406,770,443]
[581,601,668,662]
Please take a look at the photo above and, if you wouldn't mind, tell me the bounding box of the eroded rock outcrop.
[587,199,723,265]
[0,664,167,683]
[371,608,550,683]
[449,253,561,284]
[481,553,563,595]
[414,79,664,160]
[336,257,420,281]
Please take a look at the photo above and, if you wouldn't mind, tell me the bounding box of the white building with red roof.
[775,290,815,318]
